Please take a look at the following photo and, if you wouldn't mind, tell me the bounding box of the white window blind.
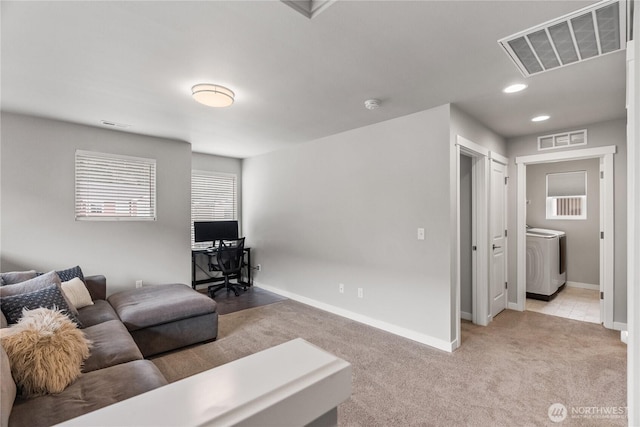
[75,150,156,221]
[191,171,237,244]
[546,170,587,220]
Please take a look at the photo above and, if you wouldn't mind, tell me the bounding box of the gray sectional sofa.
[1,275,218,427]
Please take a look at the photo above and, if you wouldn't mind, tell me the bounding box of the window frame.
[191,170,238,245]
[545,170,587,220]
[75,150,157,221]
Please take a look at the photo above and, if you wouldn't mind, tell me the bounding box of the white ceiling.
[1,1,627,159]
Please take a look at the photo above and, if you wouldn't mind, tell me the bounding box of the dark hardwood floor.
[197,285,287,315]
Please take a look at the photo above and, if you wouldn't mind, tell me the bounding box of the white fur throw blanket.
[0,307,91,397]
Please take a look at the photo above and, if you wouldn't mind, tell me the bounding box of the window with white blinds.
[546,170,587,220]
[75,150,156,221]
[191,171,237,244]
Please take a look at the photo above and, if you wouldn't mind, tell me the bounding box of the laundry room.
[525,158,600,323]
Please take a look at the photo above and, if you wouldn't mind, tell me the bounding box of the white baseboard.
[255,282,455,353]
[613,321,627,332]
[621,330,629,344]
[460,311,472,321]
[566,281,599,291]
[508,302,522,311]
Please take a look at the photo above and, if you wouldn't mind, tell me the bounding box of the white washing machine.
[526,228,567,300]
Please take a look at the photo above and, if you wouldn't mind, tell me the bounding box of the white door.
[490,160,507,317]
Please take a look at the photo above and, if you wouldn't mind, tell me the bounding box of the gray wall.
[450,105,507,155]
[526,159,600,285]
[243,103,505,346]
[507,118,627,324]
[1,113,192,294]
[243,105,454,344]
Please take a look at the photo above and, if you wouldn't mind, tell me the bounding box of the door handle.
[493,244,502,250]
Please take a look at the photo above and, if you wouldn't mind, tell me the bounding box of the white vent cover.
[538,129,587,151]
[499,0,626,77]
[281,0,337,19]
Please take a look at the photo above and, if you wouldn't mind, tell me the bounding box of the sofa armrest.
[84,275,107,301]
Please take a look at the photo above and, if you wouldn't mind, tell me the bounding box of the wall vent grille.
[499,0,626,77]
[538,129,587,151]
[281,0,337,19]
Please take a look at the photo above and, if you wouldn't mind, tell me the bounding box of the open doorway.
[455,135,509,348]
[524,158,601,324]
[455,136,489,338]
[515,146,616,329]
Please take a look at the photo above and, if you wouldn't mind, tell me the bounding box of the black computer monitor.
[194,220,239,243]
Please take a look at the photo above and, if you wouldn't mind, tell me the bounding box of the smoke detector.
[364,99,380,110]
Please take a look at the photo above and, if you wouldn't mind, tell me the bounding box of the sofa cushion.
[0,308,91,397]
[61,278,94,310]
[8,360,168,427]
[76,300,119,328]
[0,346,16,427]
[0,284,82,327]
[55,266,85,283]
[0,271,37,286]
[81,320,142,373]
[83,275,107,301]
[108,284,217,331]
[0,271,79,317]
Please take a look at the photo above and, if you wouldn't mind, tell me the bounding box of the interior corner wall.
[0,113,192,294]
[449,104,508,155]
[242,105,454,345]
[506,118,627,324]
[192,152,243,230]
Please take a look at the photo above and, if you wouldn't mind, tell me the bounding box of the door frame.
[455,136,491,348]
[514,145,616,328]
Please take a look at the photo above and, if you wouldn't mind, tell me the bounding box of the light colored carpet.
[152,300,627,426]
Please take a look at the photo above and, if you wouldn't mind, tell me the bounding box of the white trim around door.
[455,136,490,347]
[514,145,616,330]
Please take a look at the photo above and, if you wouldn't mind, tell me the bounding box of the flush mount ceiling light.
[531,115,550,122]
[191,84,235,108]
[503,83,528,93]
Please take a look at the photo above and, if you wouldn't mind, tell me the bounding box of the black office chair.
[207,237,246,298]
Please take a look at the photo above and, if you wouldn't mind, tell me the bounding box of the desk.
[191,247,252,290]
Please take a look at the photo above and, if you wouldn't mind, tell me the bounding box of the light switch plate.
[417,228,425,240]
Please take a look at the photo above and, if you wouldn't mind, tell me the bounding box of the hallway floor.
[526,286,600,324]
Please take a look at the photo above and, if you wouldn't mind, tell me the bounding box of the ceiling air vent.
[498,0,626,77]
[281,0,337,19]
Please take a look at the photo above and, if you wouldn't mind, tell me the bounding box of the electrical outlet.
[358,287,363,298]
[256,264,262,271]
[339,283,344,294]
[135,280,143,288]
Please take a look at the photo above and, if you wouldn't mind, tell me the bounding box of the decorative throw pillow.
[0,270,37,286]
[0,271,80,317]
[0,307,91,397]
[61,278,94,310]
[0,284,82,327]
[56,266,85,283]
